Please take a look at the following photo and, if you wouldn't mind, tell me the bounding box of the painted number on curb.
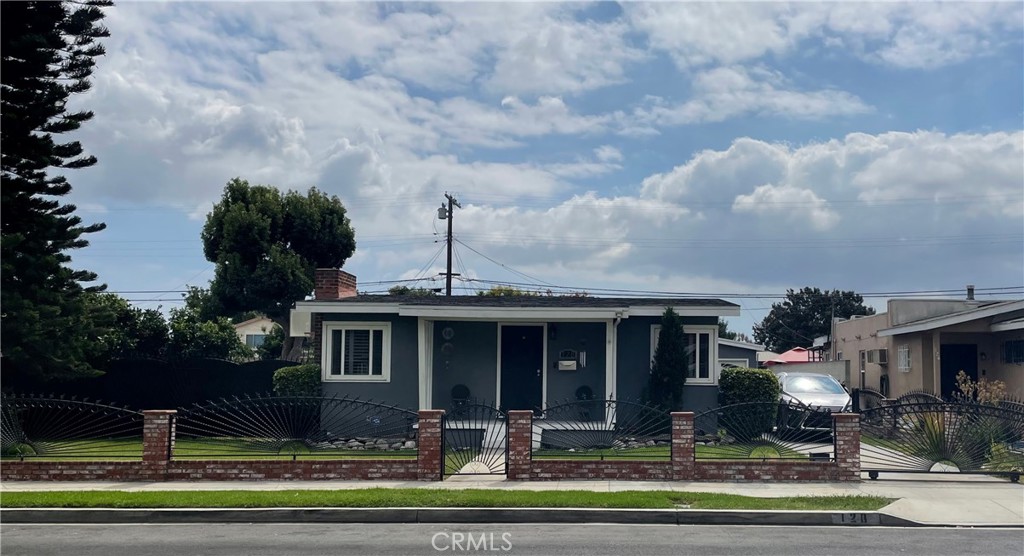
[832,513,879,525]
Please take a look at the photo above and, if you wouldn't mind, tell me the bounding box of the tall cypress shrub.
[648,307,688,411]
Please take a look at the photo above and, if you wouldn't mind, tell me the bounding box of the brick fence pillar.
[142,410,176,464]
[671,412,695,481]
[417,410,444,481]
[506,410,533,480]
[833,413,861,482]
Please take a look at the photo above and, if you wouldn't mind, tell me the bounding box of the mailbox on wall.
[557,349,579,371]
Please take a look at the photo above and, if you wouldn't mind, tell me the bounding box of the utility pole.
[439,193,461,296]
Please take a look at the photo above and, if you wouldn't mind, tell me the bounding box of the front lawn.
[0,488,892,511]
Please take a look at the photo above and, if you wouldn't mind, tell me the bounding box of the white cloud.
[625,2,1022,70]
[594,145,623,163]
[733,184,840,231]
[633,66,871,126]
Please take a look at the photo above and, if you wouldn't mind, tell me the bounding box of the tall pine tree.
[1,1,113,380]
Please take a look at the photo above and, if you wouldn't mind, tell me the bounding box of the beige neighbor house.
[833,294,1024,399]
[233,316,277,351]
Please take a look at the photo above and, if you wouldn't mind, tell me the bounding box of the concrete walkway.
[3,474,1022,527]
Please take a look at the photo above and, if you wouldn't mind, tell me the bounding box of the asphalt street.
[2,523,1022,556]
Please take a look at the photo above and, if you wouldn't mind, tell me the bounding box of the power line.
[454,238,557,287]
[459,278,1024,299]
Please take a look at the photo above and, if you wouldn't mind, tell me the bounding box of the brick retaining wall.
[1,459,419,481]
[693,461,839,481]
[530,460,673,480]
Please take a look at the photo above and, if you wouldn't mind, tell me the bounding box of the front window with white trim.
[651,325,718,385]
[897,344,911,372]
[323,322,391,382]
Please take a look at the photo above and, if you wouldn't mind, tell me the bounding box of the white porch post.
[417,318,432,410]
[605,319,617,426]
[605,319,616,400]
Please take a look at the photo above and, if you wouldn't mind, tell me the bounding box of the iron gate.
[442,402,507,476]
[858,396,1024,481]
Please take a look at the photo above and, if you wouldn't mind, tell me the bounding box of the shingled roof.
[302,294,738,309]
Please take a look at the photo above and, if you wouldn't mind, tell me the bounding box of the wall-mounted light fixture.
[980,352,987,361]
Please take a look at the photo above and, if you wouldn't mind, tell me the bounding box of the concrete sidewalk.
[3,475,1022,527]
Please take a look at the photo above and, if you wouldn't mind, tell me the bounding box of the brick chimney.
[314,268,357,300]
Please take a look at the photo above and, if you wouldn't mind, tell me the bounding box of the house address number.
[832,513,879,525]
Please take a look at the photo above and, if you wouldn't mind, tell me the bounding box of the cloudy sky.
[64,1,1024,336]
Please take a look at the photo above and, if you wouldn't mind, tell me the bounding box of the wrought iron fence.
[0,394,145,460]
[859,399,1024,478]
[443,402,507,475]
[174,395,419,460]
[694,401,837,461]
[530,399,671,460]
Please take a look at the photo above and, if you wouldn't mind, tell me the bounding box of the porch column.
[417,410,444,481]
[833,413,861,482]
[671,412,695,481]
[417,318,432,410]
[507,410,533,480]
[605,319,616,400]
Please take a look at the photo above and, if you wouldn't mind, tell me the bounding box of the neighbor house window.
[650,325,717,385]
[245,334,267,348]
[897,344,911,372]
[1003,339,1024,365]
[323,322,391,382]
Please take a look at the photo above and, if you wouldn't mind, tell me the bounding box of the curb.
[0,507,940,527]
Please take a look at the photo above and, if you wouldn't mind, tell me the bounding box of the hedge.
[719,367,781,405]
[718,367,782,441]
[272,364,322,396]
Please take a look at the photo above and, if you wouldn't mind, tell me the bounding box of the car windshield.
[784,375,846,395]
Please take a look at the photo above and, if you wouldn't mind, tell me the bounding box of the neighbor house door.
[500,325,544,411]
[939,344,978,399]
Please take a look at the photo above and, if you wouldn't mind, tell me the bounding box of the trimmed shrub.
[719,367,781,405]
[272,364,322,396]
[718,368,782,441]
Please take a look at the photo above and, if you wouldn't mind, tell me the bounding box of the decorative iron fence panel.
[443,402,507,475]
[174,395,419,460]
[859,399,1024,479]
[0,394,145,460]
[694,401,837,461]
[531,399,671,460]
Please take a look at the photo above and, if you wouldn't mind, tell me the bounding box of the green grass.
[0,489,892,511]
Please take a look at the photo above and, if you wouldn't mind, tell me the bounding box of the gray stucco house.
[290,269,740,412]
[717,338,765,371]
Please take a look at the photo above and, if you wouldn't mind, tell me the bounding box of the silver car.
[775,372,852,413]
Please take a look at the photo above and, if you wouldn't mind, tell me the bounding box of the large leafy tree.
[649,307,688,410]
[753,287,875,353]
[718,319,738,340]
[85,293,168,363]
[1,1,113,380]
[166,304,248,362]
[201,178,356,359]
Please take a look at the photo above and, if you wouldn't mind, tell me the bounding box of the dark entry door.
[940,344,978,399]
[500,325,543,411]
